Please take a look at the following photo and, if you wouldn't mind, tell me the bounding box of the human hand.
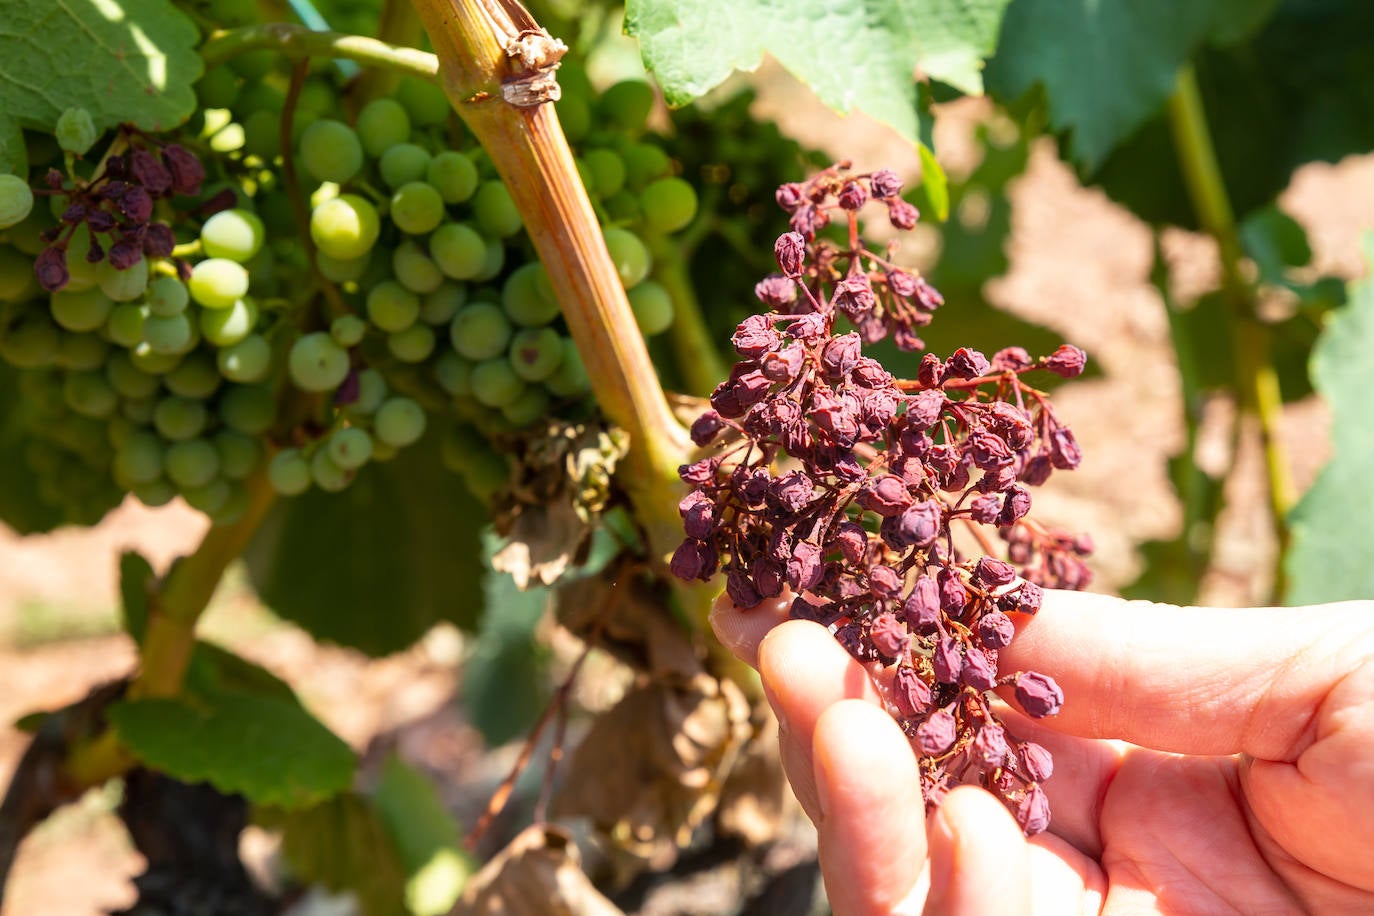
[711,590,1374,914]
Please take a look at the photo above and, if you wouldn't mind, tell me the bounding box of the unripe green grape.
[194,67,241,111]
[602,228,651,288]
[426,151,478,204]
[217,334,271,383]
[421,282,466,325]
[389,182,445,236]
[388,323,435,363]
[583,148,626,198]
[200,297,256,346]
[183,478,232,515]
[214,429,261,480]
[327,426,373,470]
[373,396,426,447]
[628,280,675,336]
[507,326,562,381]
[219,383,276,435]
[134,478,178,507]
[154,396,208,441]
[147,276,190,317]
[471,240,504,285]
[311,194,380,261]
[299,119,364,184]
[472,181,522,238]
[396,76,450,127]
[316,251,371,284]
[61,226,99,292]
[58,332,108,371]
[557,95,591,144]
[165,352,222,399]
[201,209,265,262]
[0,174,35,229]
[501,385,549,426]
[165,438,220,488]
[55,107,99,156]
[640,177,699,234]
[469,358,525,408]
[288,331,350,392]
[429,222,486,279]
[603,190,640,224]
[268,448,311,496]
[392,240,445,294]
[379,144,432,189]
[450,302,511,361]
[63,371,118,418]
[130,342,183,374]
[310,448,352,493]
[6,206,52,257]
[0,247,37,302]
[228,48,274,80]
[107,416,135,451]
[433,351,472,397]
[209,481,250,525]
[621,142,671,189]
[370,439,399,463]
[122,395,157,425]
[50,286,113,332]
[114,432,164,486]
[356,98,410,158]
[209,121,246,154]
[241,109,281,160]
[105,303,147,347]
[189,258,250,309]
[459,448,509,499]
[544,337,589,397]
[143,313,195,354]
[500,262,559,327]
[330,314,366,347]
[366,280,420,332]
[598,80,655,133]
[351,368,387,415]
[106,352,159,399]
[98,257,149,302]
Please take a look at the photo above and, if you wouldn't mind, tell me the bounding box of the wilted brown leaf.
[451,825,622,916]
[556,569,701,680]
[714,703,794,848]
[552,674,752,872]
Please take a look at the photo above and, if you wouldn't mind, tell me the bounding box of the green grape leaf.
[984,0,1247,170]
[185,640,297,703]
[1071,0,1374,228]
[0,0,202,135]
[462,560,552,747]
[918,142,950,223]
[625,0,1013,144]
[244,436,489,656]
[0,116,25,176]
[373,756,472,916]
[119,550,154,643]
[109,692,355,809]
[272,793,411,916]
[1285,236,1374,604]
[1241,205,1312,285]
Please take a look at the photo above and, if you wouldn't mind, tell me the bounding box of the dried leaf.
[552,675,752,871]
[556,570,700,680]
[452,825,623,916]
[714,704,794,847]
[492,421,630,589]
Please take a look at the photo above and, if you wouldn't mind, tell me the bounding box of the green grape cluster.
[0,48,707,525]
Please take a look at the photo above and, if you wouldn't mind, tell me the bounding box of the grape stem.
[198,22,439,79]
[409,0,754,689]
[63,471,280,786]
[1166,65,1294,599]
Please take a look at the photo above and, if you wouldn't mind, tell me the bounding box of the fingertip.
[709,590,790,669]
[812,700,927,916]
[927,786,1032,916]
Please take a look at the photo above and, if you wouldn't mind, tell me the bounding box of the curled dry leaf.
[451,825,623,916]
[552,674,752,872]
[713,702,794,848]
[492,420,630,589]
[556,568,701,680]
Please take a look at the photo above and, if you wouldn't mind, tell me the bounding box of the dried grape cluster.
[670,164,1092,835]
